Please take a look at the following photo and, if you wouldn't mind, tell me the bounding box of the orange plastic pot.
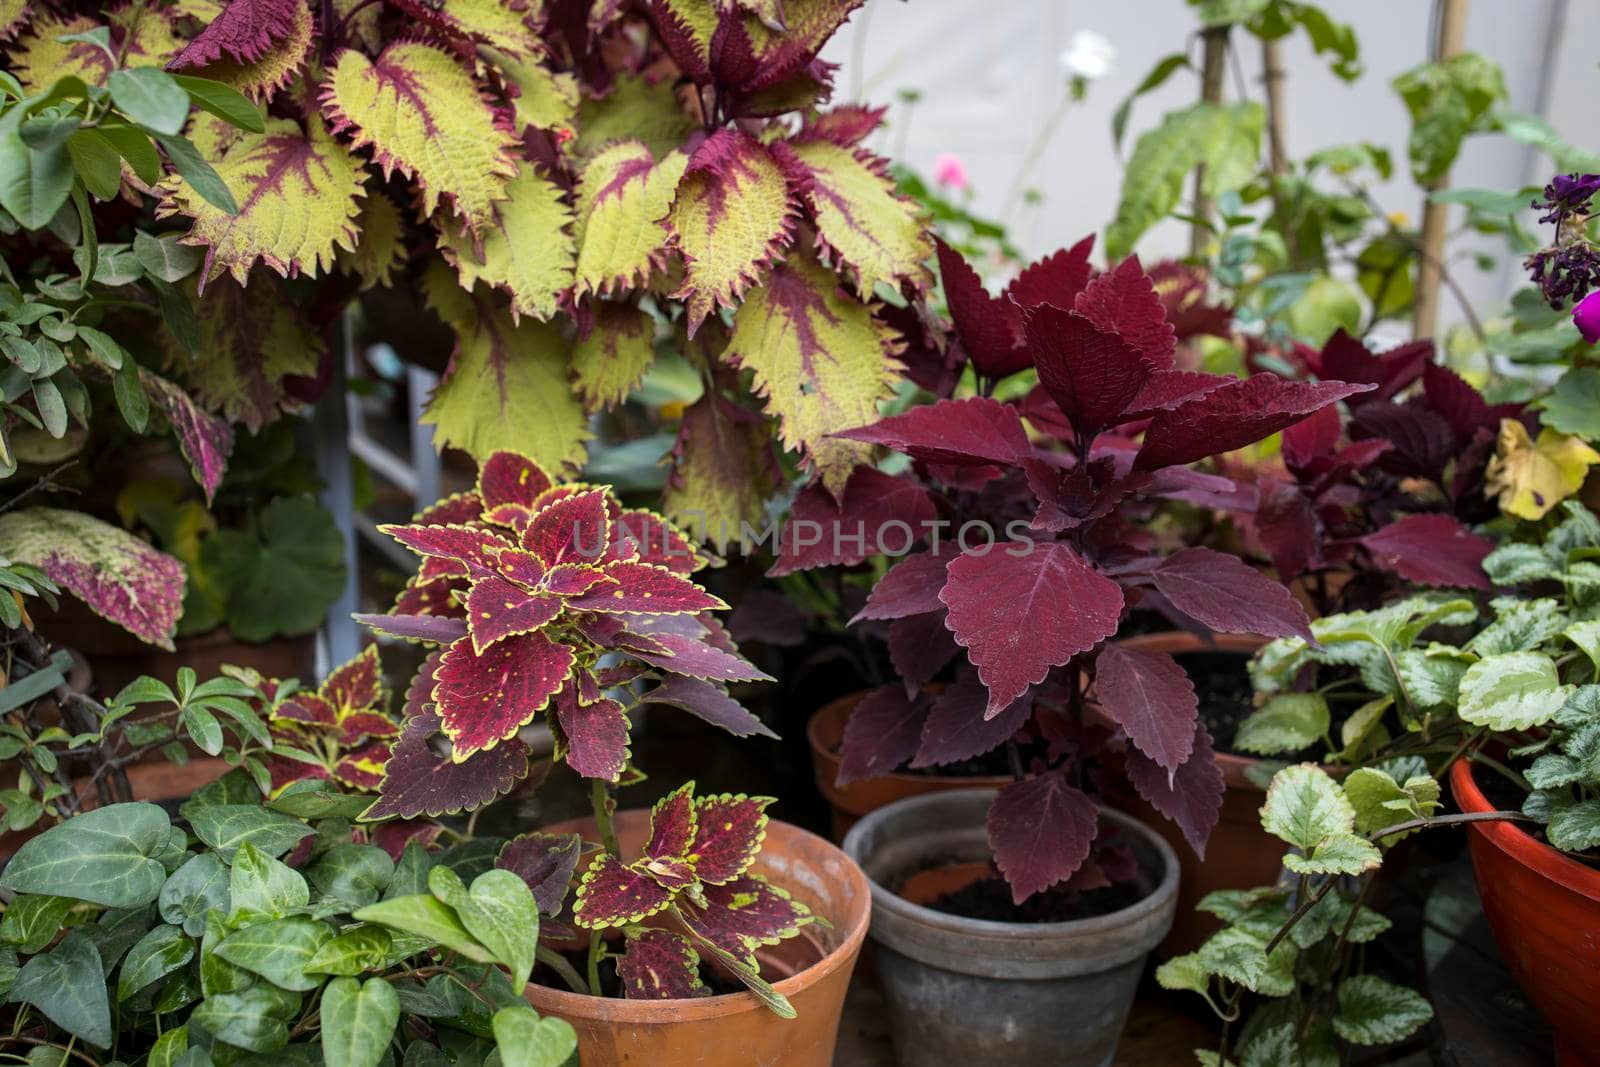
[1451,758,1600,1067]
[523,807,871,1066]
[807,690,1009,840]
[1108,631,1277,956]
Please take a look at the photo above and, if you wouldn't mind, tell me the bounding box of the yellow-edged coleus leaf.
[389,0,542,58]
[162,276,324,432]
[573,141,688,298]
[9,10,180,91]
[572,71,694,161]
[572,302,656,410]
[662,393,780,542]
[482,45,577,138]
[1486,418,1600,521]
[721,249,900,493]
[323,41,520,233]
[789,139,932,294]
[0,1,27,42]
[158,116,363,288]
[177,0,313,102]
[420,265,591,474]
[438,162,575,323]
[335,189,405,290]
[669,129,798,336]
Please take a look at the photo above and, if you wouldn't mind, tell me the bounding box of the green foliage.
[1392,53,1507,185]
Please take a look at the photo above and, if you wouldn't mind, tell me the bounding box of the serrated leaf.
[1095,645,1198,772]
[790,139,930,293]
[335,189,405,289]
[1282,831,1382,875]
[438,163,574,323]
[987,771,1097,902]
[181,2,314,103]
[363,710,531,821]
[1459,652,1570,730]
[1332,975,1433,1045]
[573,141,687,298]
[1260,763,1353,851]
[572,301,656,410]
[661,393,780,539]
[324,42,519,232]
[1233,693,1329,756]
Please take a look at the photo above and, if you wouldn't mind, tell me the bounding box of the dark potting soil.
[1174,651,1256,754]
[926,873,1147,924]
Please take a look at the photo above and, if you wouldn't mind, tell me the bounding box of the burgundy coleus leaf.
[432,632,575,758]
[889,612,959,694]
[767,467,937,576]
[1152,547,1312,641]
[645,782,698,861]
[935,238,1029,379]
[1254,479,1320,581]
[324,644,383,714]
[615,510,705,574]
[618,928,708,1000]
[1125,720,1224,859]
[477,451,553,520]
[167,0,302,68]
[1133,375,1375,471]
[677,876,812,968]
[1004,235,1095,311]
[1120,369,1233,421]
[554,691,629,782]
[521,489,612,566]
[1024,306,1151,437]
[1319,330,1431,405]
[333,739,391,791]
[1357,514,1491,589]
[1072,256,1176,368]
[276,694,336,728]
[413,493,484,526]
[1280,403,1341,469]
[1422,363,1493,442]
[1094,645,1198,776]
[369,821,441,862]
[337,713,400,746]
[911,675,1032,768]
[574,852,674,928]
[355,612,469,645]
[625,631,773,682]
[838,686,927,785]
[544,563,611,597]
[464,577,563,653]
[1350,402,1455,480]
[942,543,1124,717]
[834,396,1031,468]
[851,547,956,623]
[987,771,1098,903]
[497,832,584,915]
[690,794,772,884]
[1149,260,1233,341]
[566,561,726,615]
[382,523,508,579]
[795,104,886,147]
[1028,457,1130,532]
[1141,467,1259,512]
[642,676,778,738]
[364,710,531,820]
[141,371,234,505]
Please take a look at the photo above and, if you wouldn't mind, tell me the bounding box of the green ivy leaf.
[1332,975,1433,1045]
[190,986,292,1053]
[428,867,539,992]
[304,924,392,976]
[188,805,312,859]
[1458,652,1571,730]
[1232,693,1329,755]
[213,915,334,992]
[117,923,193,1001]
[229,840,309,920]
[320,976,400,1067]
[352,895,495,964]
[0,802,171,907]
[7,931,110,1048]
[148,1024,190,1067]
[491,1004,579,1067]
[160,853,231,937]
[0,895,76,954]
[307,844,394,910]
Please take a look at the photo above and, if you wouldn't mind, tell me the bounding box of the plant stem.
[1189,25,1230,258]
[1412,0,1469,340]
[1369,808,1534,842]
[537,946,589,995]
[585,777,619,997]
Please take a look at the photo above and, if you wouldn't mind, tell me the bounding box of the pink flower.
[933,153,969,192]
[1577,290,1600,343]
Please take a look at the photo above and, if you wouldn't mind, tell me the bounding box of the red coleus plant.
[358,450,774,818]
[1241,329,1510,611]
[776,237,1374,902]
[262,644,399,793]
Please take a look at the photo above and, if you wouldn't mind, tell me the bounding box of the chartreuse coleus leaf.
[669,128,797,335]
[1458,651,1572,730]
[320,976,400,1067]
[572,70,695,160]
[176,0,314,102]
[789,139,931,294]
[336,189,405,289]
[10,11,180,92]
[439,162,575,323]
[662,393,780,540]
[484,45,578,137]
[158,116,363,287]
[572,302,656,410]
[573,140,688,298]
[0,1,26,41]
[419,266,590,473]
[390,0,540,56]
[324,41,520,233]
[721,248,900,494]
[1261,764,1381,876]
[0,508,184,648]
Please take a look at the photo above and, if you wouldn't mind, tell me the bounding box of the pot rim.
[1450,757,1600,902]
[806,691,1012,789]
[523,810,871,1022]
[842,788,1180,941]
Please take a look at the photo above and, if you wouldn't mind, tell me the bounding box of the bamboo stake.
[1261,36,1296,265]
[1412,0,1469,340]
[1190,25,1231,258]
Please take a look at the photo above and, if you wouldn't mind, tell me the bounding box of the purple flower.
[1575,290,1600,343]
[1535,173,1600,225]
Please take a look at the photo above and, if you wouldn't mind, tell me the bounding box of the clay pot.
[843,789,1178,1065]
[807,690,1009,840]
[1107,631,1278,956]
[522,807,871,1067]
[1451,758,1600,1067]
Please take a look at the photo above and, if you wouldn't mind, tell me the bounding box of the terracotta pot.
[522,807,871,1066]
[1451,758,1600,1067]
[807,690,1009,840]
[1108,631,1277,956]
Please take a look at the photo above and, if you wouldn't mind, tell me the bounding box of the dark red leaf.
[412,493,483,526]
[167,0,302,68]
[542,562,610,597]
[477,452,553,514]
[391,575,468,619]
[1422,363,1493,440]
[1253,479,1319,581]
[621,631,774,682]
[935,238,1029,379]
[615,510,704,574]
[567,561,725,614]
[941,543,1123,717]
[690,794,771,884]
[1121,369,1233,421]
[1350,402,1455,479]
[464,577,562,653]
[497,832,583,915]
[323,645,383,713]
[617,929,707,999]
[1151,547,1311,641]
[356,613,469,645]
[433,633,575,757]
[1134,375,1374,471]
[677,876,811,967]
[987,771,1098,902]
[1094,646,1198,774]
[337,713,400,745]
[888,612,959,693]
[382,524,508,579]
[522,490,612,566]
[795,104,886,147]
[555,692,629,781]
[1140,467,1260,512]
[1072,256,1176,368]
[276,694,336,728]
[1125,721,1224,859]
[768,467,936,576]
[332,740,391,790]
[833,395,1031,468]
[643,783,698,863]
[574,853,674,928]
[837,686,927,784]
[1280,403,1341,469]
[1357,514,1491,589]
[851,547,955,623]
[1320,330,1430,405]
[642,676,777,738]
[1024,306,1151,437]
[911,674,1031,768]
[364,711,530,820]
[1004,236,1095,311]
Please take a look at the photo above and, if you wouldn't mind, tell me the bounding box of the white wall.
[824,0,1584,323]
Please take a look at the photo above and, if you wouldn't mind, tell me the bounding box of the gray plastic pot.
[842,788,1179,1066]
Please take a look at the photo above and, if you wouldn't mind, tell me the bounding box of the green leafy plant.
[0,792,577,1066]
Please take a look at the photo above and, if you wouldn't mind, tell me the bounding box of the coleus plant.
[256,644,399,795]
[777,237,1374,902]
[136,0,930,541]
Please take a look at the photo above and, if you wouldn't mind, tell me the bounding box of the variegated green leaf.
[572,302,655,410]
[790,139,931,293]
[438,162,574,323]
[573,141,688,298]
[1459,651,1571,730]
